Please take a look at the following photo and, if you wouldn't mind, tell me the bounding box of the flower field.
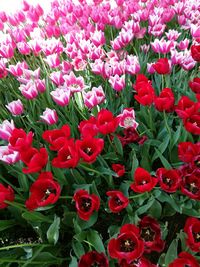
[0,0,200,266]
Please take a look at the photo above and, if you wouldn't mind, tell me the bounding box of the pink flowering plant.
[0,0,200,266]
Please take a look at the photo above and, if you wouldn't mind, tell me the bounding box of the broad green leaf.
[77,211,98,230]
[154,148,172,169]
[165,239,178,266]
[113,136,123,156]
[72,239,85,258]
[87,230,105,253]
[69,256,78,267]
[148,200,162,219]
[0,220,16,231]
[156,191,181,213]
[22,211,51,223]
[47,215,60,245]
[136,199,154,215]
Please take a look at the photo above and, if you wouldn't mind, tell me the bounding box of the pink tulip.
[0,146,20,164]
[0,44,14,59]
[177,39,189,50]
[50,71,65,86]
[19,81,38,100]
[35,79,46,93]
[6,100,24,116]
[17,42,31,55]
[117,108,138,129]
[0,59,7,79]
[40,108,58,125]
[7,63,24,77]
[0,120,15,141]
[83,86,105,109]
[50,87,71,106]
[126,55,140,75]
[44,54,60,68]
[109,74,125,92]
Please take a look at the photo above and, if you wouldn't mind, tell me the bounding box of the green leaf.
[165,239,178,266]
[148,200,162,219]
[77,211,98,230]
[171,125,181,148]
[70,169,86,184]
[154,148,172,169]
[130,152,139,179]
[22,211,51,223]
[69,256,78,267]
[46,215,60,245]
[156,191,181,213]
[136,199,154,215]
[113,136,123,156]
[96,167,118,177]
[72,239,85,258]
[0,220,16,231]
[182,207,200,218]
[87,230,105,253]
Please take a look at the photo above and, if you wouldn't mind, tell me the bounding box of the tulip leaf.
[87,230,105,253]
[0,220,16,231]
[164,239,178,266]
[69,256,78,267]
[22,211,51,223]
[47,215,60,245]
[77,211,98,230]
[148,199,162,219]
[113,136,123,156]
[72,239,85,258]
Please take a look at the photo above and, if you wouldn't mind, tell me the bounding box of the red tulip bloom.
[184,217,200,252]
[78,251,109,267]
[191,44,200,62]
[180,168,200,200]
[78,116,98,138]
[183,111,200,135]
[119,127,147,146]
[76,137,104,164]
[96,109,119,135]
[178,142,200,164]
[106,190,129,213]
[108,224,144,264]
[0,183,14,209]
[189,77,200,94]
[25,172,61,211]
[154,88,175,112]
[21,147,48,174]
[130,167,157,193]
[73,189,100,221]
[153,58,170,74]
[9,128,33,152]
[111,164,125,177]
[139,216,165,253]
[133,74,151,92]
[175,96,200,119]
[134,84,155,106]
[42,124,71,151]
[119,257,156,267]
[52,139,79,168]
[156,168,181,193]
[169,252,199,267]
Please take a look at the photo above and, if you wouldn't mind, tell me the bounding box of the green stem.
[0,243,50,251]
[5,200,27,211]
[78,164,102,175]
[59,196,72,199]
[22,245,44,267]
[129,192,148,199]
[163,111,171,137]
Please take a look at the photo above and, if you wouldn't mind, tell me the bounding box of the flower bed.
[0,0,199,266]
